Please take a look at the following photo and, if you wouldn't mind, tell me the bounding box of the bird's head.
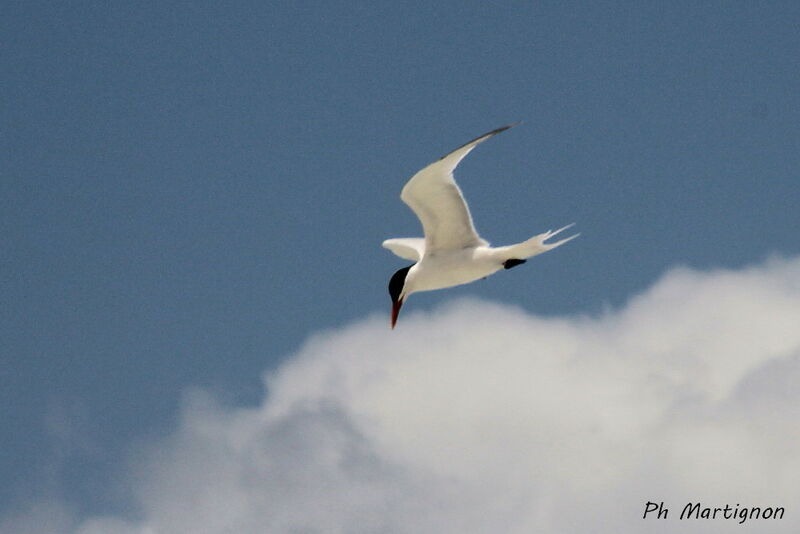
[388,264,414,329]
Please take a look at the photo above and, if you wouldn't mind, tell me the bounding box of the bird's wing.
[400,124,517,252]
[382,238,425,261]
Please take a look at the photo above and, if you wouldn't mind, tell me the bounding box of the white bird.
[383,124,578,328]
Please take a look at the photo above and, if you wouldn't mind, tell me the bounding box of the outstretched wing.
[399,124,517,252]
[382,237,425,261]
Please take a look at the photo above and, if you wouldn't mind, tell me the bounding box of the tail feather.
[501,224,579,260]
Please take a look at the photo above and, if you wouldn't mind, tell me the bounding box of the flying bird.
[383,124,578,328]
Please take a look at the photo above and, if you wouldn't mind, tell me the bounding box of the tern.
[383,124,578,328]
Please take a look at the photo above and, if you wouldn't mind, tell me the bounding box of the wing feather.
[399,124,517,252]
[382,238,425,261]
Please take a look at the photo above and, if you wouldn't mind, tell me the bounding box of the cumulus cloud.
[7,257,800,533]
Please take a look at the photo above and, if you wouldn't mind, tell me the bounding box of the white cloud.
[0,502,76,534]
[7,257,800,533]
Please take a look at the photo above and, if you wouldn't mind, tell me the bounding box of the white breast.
[408,247,502,293]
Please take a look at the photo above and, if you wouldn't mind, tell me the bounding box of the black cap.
[388,265,413,302]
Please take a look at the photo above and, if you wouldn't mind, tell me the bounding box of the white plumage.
[383,124,578,327]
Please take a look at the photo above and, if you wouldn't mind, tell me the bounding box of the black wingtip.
[494,121,522,134]
[440,122,521,160]
[473,122,521,141]
[503,258,527,270]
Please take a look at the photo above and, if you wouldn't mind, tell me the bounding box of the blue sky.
[2,1,799,528]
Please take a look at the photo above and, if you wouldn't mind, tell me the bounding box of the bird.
[383,123,578,328]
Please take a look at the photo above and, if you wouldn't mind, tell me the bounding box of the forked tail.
[499,224,579,261]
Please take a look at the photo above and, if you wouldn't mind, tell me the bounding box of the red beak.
[391,298,403,329]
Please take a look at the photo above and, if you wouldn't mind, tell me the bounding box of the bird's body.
[383,124,577,327]
[407,247,498,292]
